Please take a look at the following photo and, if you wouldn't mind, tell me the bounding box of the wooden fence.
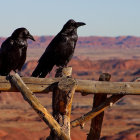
[0,67,140,140]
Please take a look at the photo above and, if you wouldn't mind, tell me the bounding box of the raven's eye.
[70,23,75,27]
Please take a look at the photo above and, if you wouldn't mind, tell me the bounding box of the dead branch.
[70,94,124,128]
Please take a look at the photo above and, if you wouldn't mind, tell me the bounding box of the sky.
[0,0,140,37]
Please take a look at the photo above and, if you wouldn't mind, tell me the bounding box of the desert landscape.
[0,36,140,140]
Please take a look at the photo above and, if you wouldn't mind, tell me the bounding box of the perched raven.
[32,19,86,78]
[0,28,35,76]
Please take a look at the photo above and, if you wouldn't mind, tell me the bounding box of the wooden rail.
[0,76,140,95]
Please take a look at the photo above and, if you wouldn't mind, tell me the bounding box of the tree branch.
[70,94,124,128]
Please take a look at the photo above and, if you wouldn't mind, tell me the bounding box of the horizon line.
[0,35,140,38]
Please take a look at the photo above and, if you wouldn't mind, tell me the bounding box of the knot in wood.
[58,77,77,92]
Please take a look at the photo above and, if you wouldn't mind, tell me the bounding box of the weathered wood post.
[9,73,69,140]
[48,67,77,140]
[87,73,111,140]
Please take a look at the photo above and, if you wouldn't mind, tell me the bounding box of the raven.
[0,28,35,76]
[32,19,86,78]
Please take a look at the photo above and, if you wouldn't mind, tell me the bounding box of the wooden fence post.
[9,73,69,140]
[48,67,76,140]
[87,73,111,140]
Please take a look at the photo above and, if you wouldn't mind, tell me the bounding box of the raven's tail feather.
[31,64,42,77]
[31,62,54,78]
[38,70,50,78]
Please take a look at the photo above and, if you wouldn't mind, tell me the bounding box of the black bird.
[32,19,86,78]
[0,27,35,76]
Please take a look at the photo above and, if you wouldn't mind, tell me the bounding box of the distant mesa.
[0,36,140,48]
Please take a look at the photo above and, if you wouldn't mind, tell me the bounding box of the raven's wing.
[32,33,75,78]
[52,33,76,67]
[31,35,60,77]
[0,38,14,75]
[17,47,27,71]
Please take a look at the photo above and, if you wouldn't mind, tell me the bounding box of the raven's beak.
[76,22,86,27]
[28,33,35,41]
